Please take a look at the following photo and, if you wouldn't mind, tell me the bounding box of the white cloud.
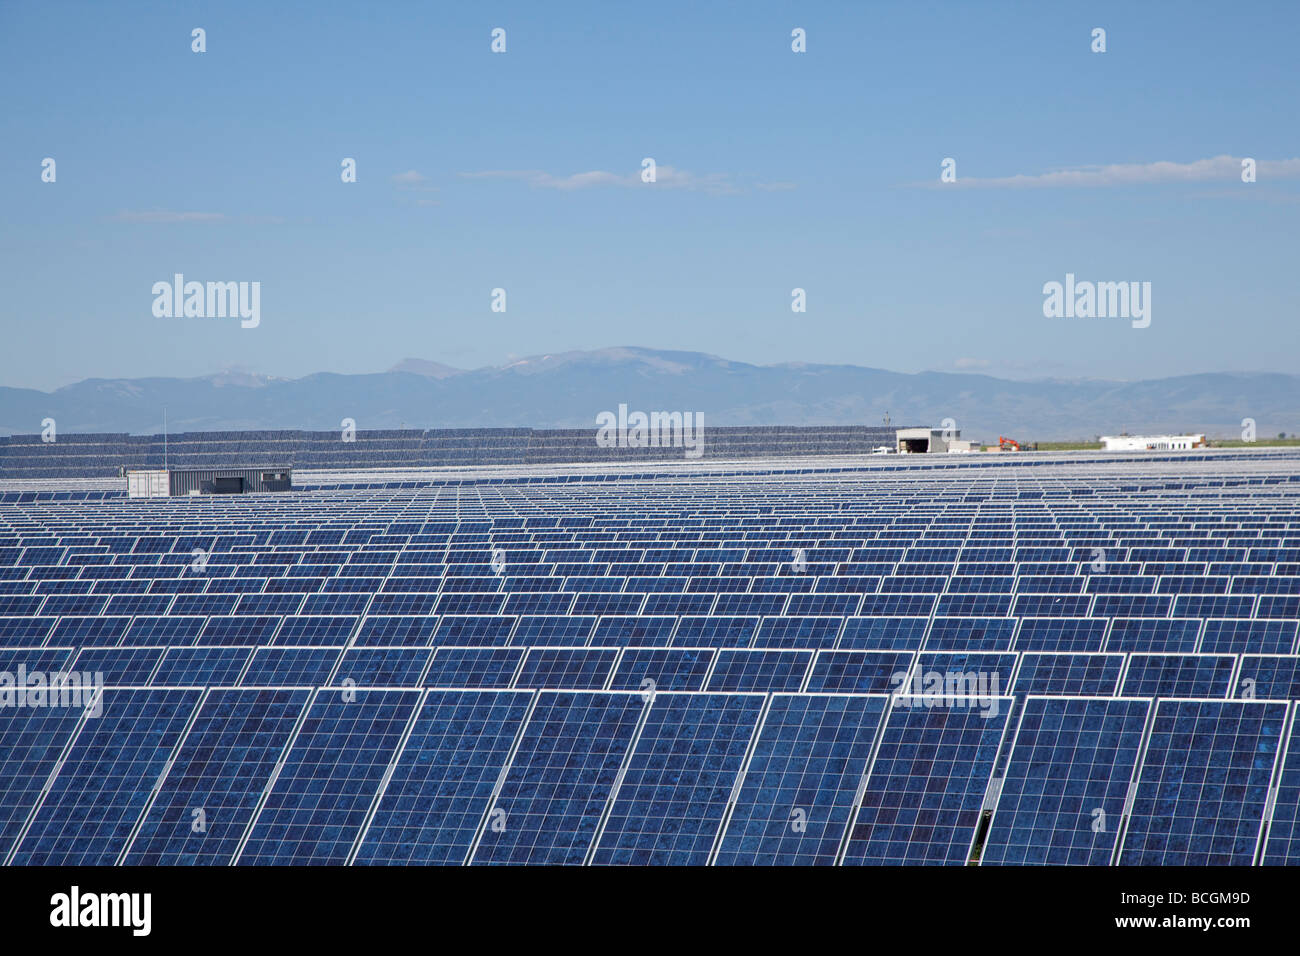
[927,155,1300,188]
[460,166,739,194]
[390,169,429,186]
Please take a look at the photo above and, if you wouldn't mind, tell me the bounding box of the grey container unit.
[168,467,292,495]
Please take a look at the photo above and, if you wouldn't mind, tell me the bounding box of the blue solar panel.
[981,696,1151,865]
[354,689,533,865]
[433,615,516,646]
[1119,654,1235,699]
[1201,619,1298,656]
[470,691,646,865]
[925,617,1016,652]
[332,647,433,686]
[424,647,525,688]
[354,615,439,646]
[589,615,677,647]
[706,650,812,693]
[1012,653,1124,696]
[0,701,89,861]
[240,646,343,686]
[69,646,164,685]
[671,616,759,649]
[590,692,764,865]
[9,687,204,865]
[713,694,888,865]
[804,650,915,694]
[837,616,928,650]
[1262,710,1300,865]
[151,646,252,686]
[842,695,1013,865]
[514,647,618,690]
[752,616,843,650]
[1106,618,1201,654]
[1119,699,1286,865]
[236,688,421,865]
[510,615,597,647]
[607,648,715,692]
[123,688,312,864]
[1014,618,1107,653]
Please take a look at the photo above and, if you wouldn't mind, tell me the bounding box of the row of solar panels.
[2,688,1297,865]
[8,643,1300,698]
[3,613,1299,652]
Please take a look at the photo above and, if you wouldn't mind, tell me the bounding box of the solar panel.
[240,646,343,686]
[9,687,204,865]
[1119,654,1235,699]
[123,688,312,864]
[841,695,1013,865]
[1118,698,1287,865]
[804,650,915,694]
[981,696,1151,865]
[1261,709,1300,865]
[236,688,422,864]
[514,647,618,690]
[469,690,646,865]
[705,650,812,693]
[607,648,715,692]
[424,647,525,688]
[713,694,888,866]
[591,692,765,865]
[332,647,433,687]
[151,646,253,686]
[1012,653,1124,697]
[353,689,533,865]
[0,700,89,860]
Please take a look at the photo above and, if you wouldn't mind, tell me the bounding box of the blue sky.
[2,0,1297,390]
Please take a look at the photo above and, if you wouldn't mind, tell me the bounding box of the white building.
[1100,434,1206,452]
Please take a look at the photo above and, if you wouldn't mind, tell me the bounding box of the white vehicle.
[871,445,894,455]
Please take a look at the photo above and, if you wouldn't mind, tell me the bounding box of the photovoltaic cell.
[0,703,89,860]
[713,694,888,865]
[470,691,646,865]
[1012,653,1124,697]
[607,648,714,692]
[151,646,252,686]
[591,692,764,865]
[10,687,204,865]
[981,696,1150,865]
[513,647,618,690]
[804,650,915,694]
[424,647,525,688]
[123,688,311,864]
[1119,699,1286,866]
[705,650,812,693]
[236,688,421,865]
[354,689,533,865]
[1119,654,1235,699]
[842,696,1013,865]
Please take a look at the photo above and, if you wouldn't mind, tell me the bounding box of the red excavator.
[998,436,1021,451]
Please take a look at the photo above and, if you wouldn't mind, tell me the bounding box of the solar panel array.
[1,450,1299,864]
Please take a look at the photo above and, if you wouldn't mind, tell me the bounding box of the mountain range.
[2,347,1296,440]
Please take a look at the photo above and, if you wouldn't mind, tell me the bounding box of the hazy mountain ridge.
[2,347,1296,440]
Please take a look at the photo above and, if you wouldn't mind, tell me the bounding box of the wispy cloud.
[390,169,440,206]
[390,169,430,187]
[112,209,227,223]
[459,166,742,194]
[920,155,1300,189]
